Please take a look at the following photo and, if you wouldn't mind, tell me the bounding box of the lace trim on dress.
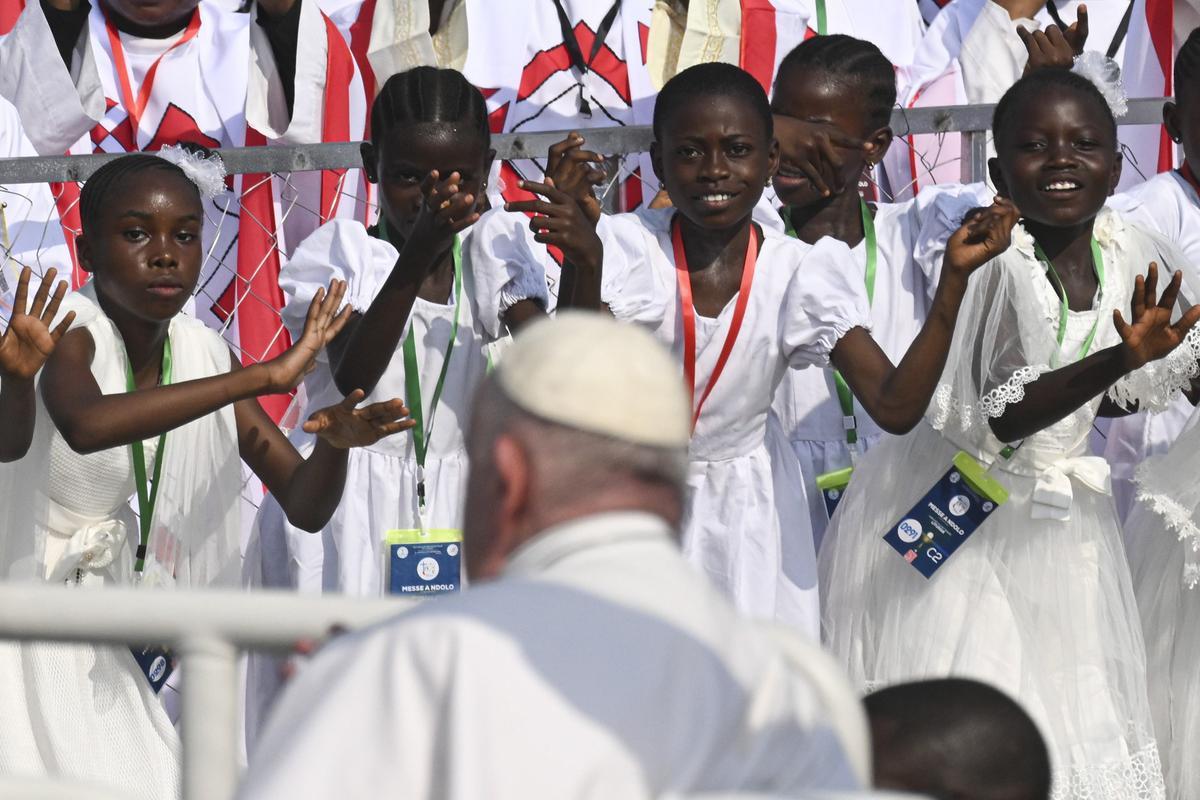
[1049,735,1165,800]
[1134,464,1200,590]
[1108,326,1200,413]
[929,365,1046,433]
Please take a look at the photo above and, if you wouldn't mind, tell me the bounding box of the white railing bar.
[0,583,417,650]
[0,98,1172,185]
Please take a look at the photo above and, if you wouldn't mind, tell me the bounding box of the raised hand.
[545,133,607,224]
[1019,6,1088,73]
[0,267,75,382]
[773,114,868,199]
[260,280,352,394]
[943,197,1021,277]
[404,170,482,267]
[301,390,415,449]
[505,178,603,273]
[1113,263,1200,370]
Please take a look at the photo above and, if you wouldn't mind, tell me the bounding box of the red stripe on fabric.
[348,0,378,128]
[50,181,84,288]
[0,0,25,35]
[1145,0,1174,172]
[622,168,643,212]
[237,127,292,422]
[803,26,818,40]
[499,162,564,264]
[320,13,354,223]
[638,21,649,64]
[739,0,778,95]
[516,43,573,102]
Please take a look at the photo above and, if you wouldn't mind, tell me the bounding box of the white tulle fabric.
[0,282,241,798]
[819,208,1192,799]
[597,207,870,639]
[1126,409,1200,800]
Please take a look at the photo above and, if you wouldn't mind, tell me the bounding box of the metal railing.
[0,582,417,800]
[0,98,1172,185]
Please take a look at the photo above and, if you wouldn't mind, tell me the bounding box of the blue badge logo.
[447,544,459,557]
[149,656,167,683]
[898,518,923,543]
[416,557,440,582]
[948,495,970,516]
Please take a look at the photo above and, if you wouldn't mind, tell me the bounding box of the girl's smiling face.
[78,169,204,324]
[990,84,1121,229]
[363,123,492,242]
[651,93,779,230]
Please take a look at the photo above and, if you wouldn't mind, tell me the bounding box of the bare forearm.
[990,345,1132,442]
[46,366,273,454]
[272,438,348,532]
[556,259,604,312]
[0,378,37,462]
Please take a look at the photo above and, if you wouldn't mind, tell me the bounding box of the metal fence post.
[961,129,989,185]
[180,635,240,800]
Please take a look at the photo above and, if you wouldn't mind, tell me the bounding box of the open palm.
[302,390,414,449]
[1114,263,1200,370]
[0,267,74,382]
[261,280,352,394]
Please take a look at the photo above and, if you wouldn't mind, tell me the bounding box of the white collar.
[502,512,675,578]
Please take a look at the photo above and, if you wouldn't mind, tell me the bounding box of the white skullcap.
[495,312,690,448]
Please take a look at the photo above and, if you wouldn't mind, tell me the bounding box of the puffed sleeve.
[465,209,551,338]
[595,211,672,327]
[278,219,395,340]
[912,182,992,295]
[779,236,871,369]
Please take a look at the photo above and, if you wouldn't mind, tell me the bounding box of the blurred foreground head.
[462,312,691,580]
[865,678,1051,800]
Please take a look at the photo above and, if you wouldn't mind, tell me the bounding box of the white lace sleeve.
[1134,412,1200,588]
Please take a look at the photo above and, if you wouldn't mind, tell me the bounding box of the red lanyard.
[672,217,759,432]
[103,6,202,136]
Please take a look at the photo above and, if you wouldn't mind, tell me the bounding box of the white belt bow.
[1031,456,1111,521]
[46,519,127,583]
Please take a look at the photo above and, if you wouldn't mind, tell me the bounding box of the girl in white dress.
[0,153,408,798]
[1125,411,1200,800]
[819,68,1200,798]
[766,35,991,547]
[244,69,553,740]
[524,62,1019,639]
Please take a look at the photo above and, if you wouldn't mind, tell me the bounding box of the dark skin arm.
[0,268,75,462]
[990,265,1200,442]
[830,199,1022,434]
[332,171,479,397]
[41,282,353,455]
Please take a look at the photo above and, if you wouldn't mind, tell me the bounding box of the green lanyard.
[1033,238,1105,367]
[125,338,172,574]
[815,0,828,35]
[785,198,876,449]
[377,224,464,512]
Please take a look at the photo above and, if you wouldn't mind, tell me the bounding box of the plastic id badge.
[130,645,176,694]
[817,467,854,520]
[386,529,462,596]
[882,452,1009,579]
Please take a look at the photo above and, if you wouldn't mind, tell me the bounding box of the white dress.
[818,209,1198,799]
[242,214,546,744]
[770,185,989,547]
[0,283,241,798]
[1125,409,1200,800]
[1101,171,1200,520]
[598,207,870,639]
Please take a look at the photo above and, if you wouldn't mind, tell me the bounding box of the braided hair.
[992,68,1117,153]
[79,154,197,235]
[370,66,490,146]
[774,35,897,131]
[1175,27,1200,107]
[653,62,773,142]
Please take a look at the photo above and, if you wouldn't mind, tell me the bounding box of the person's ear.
[988,157,1009,196]
[650,141,665,189]
[490,433,533,554]
[766,136,781,179]
[76,235,95,275]
[1164,101,1183,146]
[1109,149,1124,195]
[360,142,379,185]
[864,126,895,166]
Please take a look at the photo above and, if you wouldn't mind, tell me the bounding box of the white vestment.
[597,207,870,638]
[239,512,870,800]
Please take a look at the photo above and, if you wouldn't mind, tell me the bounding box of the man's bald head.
[461,314,691,580]
[865,679,1051,800]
